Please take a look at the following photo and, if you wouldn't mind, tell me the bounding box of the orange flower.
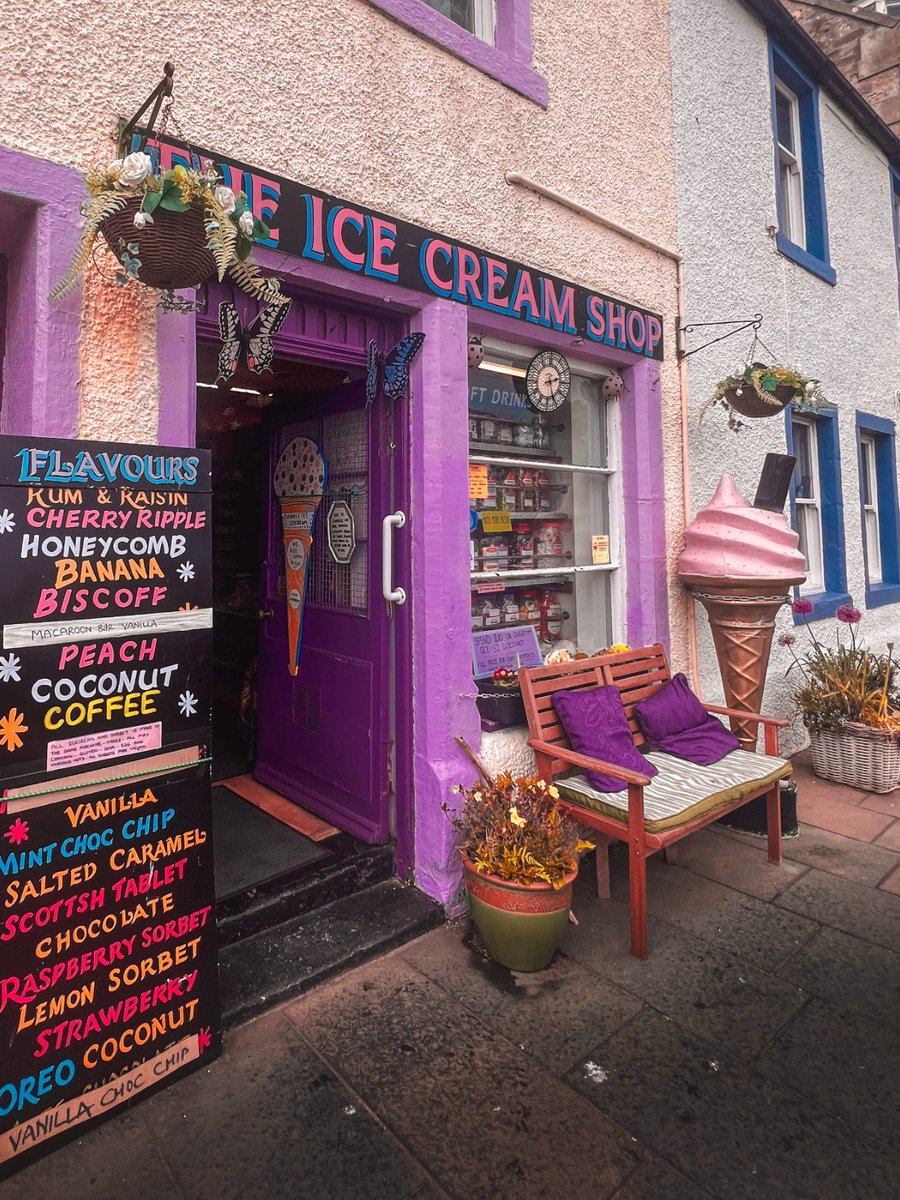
[0,708,28,753]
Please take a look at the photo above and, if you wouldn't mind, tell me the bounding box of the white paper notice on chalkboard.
[472,625,543,679]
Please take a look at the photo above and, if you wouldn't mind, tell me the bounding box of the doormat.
[220,774,341,841]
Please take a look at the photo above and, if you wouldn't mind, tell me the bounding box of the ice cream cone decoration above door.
[274,437,328,675]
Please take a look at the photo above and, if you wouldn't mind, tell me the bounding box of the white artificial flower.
[133,211,154,229]
[238,210,254,236]
[117,151,154,187]
[107,158,125,173]
[214,185,236,215]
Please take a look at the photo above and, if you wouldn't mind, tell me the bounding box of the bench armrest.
[529,739,652,786]
[704,704,789,729]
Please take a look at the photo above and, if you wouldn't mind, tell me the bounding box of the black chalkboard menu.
[0,435,220,1173]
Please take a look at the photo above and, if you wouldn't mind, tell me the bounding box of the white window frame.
[860,434,883,584]
[792,417,824,593]
[775,80,806,249]
[422,0,495,44]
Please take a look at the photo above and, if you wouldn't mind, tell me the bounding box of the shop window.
[468,347,621,659]
[856,413,900,607]
[768,44,836,286]
[365,1,548,106]
[787,407,849,619]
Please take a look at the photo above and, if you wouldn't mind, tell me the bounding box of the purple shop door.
[254,381,393,842]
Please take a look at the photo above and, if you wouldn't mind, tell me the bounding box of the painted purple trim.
[619,360,670,651]
[156,303,197,446]
[0,146,82,438]
[365,0,548,107]
[408,297,480,905]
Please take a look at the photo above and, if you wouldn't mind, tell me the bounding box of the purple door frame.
[158,251,670,905]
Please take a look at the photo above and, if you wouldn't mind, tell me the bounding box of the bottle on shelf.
[501,591,519,624]
[479,533,509,572]
[539,589,563,646]
[497,468,518,510]
[511,522,535,570]
[471,591,483,629]
[534,520,564,568]
[480,594,501,627]
[519,467,536,512]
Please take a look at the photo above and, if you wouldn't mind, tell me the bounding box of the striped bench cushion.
[557,749,791,833]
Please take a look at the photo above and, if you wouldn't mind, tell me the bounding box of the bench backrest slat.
[519,643,671,758]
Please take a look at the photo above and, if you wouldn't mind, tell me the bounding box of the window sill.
[365,0,549,106]
[792,589,852,623]
[775,233,836,286]
[865,581,900,609]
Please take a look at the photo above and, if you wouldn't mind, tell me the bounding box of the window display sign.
[0,435,219,1174]
[468,464,489,501]
[473,626,543,679]
[0,436,212,790]
[133,134,665,360]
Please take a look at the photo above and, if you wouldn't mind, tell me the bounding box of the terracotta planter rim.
[458,850,577,892]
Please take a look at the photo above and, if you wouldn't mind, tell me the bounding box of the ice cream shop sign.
[135,134,665,360]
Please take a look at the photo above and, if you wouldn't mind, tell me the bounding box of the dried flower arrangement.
[782,601,899,736]
[445,773,593,889]
[704,362,829,430]
[50,150,284,304]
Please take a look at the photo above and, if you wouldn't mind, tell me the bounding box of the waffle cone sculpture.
[679,476,806,750]
[274,437,328,676]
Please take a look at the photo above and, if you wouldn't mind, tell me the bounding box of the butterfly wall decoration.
[217,299,293,383]
[365,333,426,405]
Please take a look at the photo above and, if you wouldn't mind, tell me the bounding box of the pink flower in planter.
[836,605,862,624]
[791,598,813,615]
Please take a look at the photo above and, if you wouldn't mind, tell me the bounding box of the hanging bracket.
[676,313,763,361]
[118,62,175,157]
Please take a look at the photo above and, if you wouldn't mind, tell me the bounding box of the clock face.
[525,351,571,413]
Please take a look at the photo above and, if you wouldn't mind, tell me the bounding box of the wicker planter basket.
[724,382,797,420]
[101,197,217,290]
[809,722,900,794]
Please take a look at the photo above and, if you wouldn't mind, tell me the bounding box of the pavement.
[5,756,899,1200]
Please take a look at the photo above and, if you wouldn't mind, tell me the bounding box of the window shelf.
[469,454,613,476]
[471,563,619,582]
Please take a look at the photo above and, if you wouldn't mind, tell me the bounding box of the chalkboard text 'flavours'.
[16,451,200,489]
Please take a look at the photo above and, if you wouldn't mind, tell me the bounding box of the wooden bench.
[519,643,791,960]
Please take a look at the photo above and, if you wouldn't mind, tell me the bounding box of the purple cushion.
[634,673,740,765]
[552,685,657,793]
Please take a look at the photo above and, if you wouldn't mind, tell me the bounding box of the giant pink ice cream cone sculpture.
[274,437,328,676]
[678,475,806,750]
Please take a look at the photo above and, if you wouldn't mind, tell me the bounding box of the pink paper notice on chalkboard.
[472,625,543,679]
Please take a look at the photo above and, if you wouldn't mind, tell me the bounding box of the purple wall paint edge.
[365,0,548,106]
[0,145,82,438]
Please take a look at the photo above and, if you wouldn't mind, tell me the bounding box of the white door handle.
[382,511,407,605]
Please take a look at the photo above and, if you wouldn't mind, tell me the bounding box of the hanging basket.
[100,197,217,291]
[723,382,798,419]
[809,722,900,794]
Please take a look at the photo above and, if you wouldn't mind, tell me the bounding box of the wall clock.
[525,350,571,413]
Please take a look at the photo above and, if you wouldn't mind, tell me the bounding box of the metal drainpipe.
[504,173,700,683]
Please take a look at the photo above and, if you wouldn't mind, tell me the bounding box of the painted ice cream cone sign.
[678,475,806,749]
[274,436,328,675]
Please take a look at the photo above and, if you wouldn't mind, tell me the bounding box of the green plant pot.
[461,856,576,972]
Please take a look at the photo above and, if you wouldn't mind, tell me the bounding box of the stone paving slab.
[776,924,900,1027]
[399,921,644,1075]
[875,821,900,852]
[669,826,808,899]
[774,867,900,950]
[562,892,807,1060]
[565,1006,900,1200]
[754,998,900,1151]
[286,954,643,1200]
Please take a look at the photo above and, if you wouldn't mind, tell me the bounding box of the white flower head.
[214,185,236,215]
[238,210,254,236]
[117,151,154,188]
[133,211,154,229]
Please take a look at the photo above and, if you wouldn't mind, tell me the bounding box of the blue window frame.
[856,412,900,608]
[768,44,836,286]
[786,406,849,620]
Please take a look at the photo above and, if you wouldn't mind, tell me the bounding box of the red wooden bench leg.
[628,844,649,959]
[664,845,678,866]
[766,783,782,865]
[594,836,612,900]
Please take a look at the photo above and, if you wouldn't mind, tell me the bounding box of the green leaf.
[236,237,253,261]
[760,375,778,392]
[252,217,269,238]
[142,189,163,215]
[159,193,192,212]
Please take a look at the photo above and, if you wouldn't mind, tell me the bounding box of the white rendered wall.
[671,0,900,753]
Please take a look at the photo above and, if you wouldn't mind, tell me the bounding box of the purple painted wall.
[0,146,81,437]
